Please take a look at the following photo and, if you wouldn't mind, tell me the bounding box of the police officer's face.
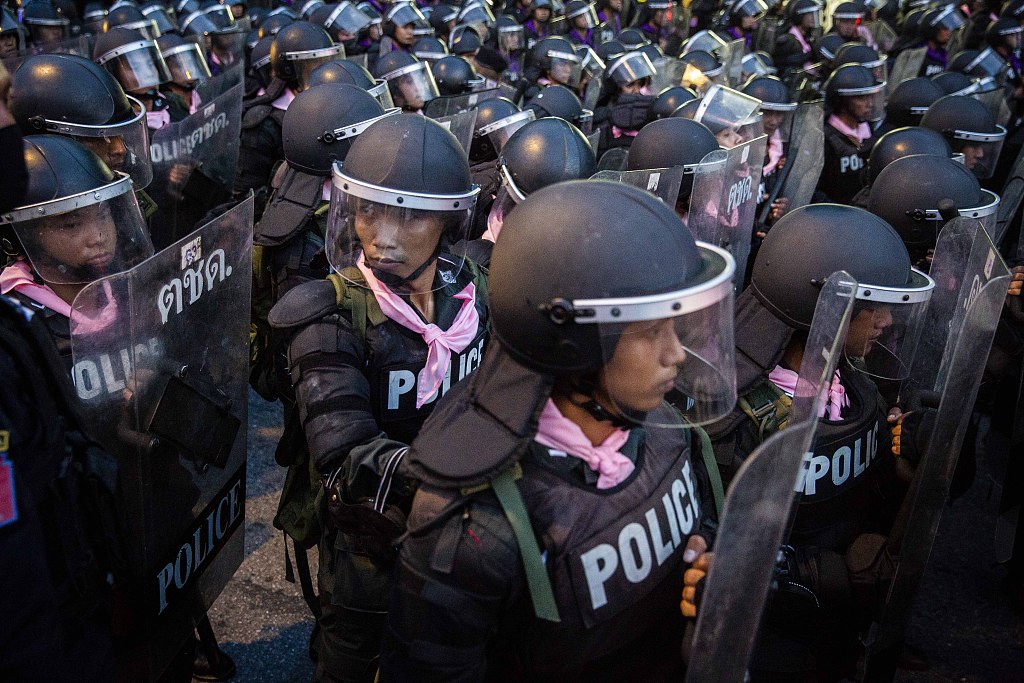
[534,7,551,22]
[0,33,18,55]
[960,143,984,170]
[609,0,622,10]
[37,204,118,276]
[600,317,687,413]
[36,25,65,44]
[835,18,858,38]
[844,306,893,358]
[79,136,129,172]
[762,110,785,136]
[715,127,744,148]
[740,15,756,30]
[354,203,446,278]
[395,22,415,45]
[847,93,875,122]
[935,27,951,45]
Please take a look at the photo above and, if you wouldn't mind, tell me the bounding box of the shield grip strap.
[691,423,724,515]
[489,465,561,623]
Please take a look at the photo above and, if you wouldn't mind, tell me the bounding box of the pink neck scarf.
[828,114,871,145]
[0,260,119,334]
[534,398,634,489]
[611,126,639,139]
[764,129,784,175]
[147,108,171,130]
[789,25,812,53]
[272,87,296,111]
[482,200,505,242]
[189,89,203,115]
[356,254,480,409]
[768,365,849,421]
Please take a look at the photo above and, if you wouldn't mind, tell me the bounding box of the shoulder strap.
[690,424,725,516]
[326,268,388,341]
[486,464,561,623]
[738,380,792,441]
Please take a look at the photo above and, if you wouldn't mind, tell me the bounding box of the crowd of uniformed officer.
[1,0,1024,680]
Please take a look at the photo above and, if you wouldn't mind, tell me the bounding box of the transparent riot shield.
[149,75,244,205]
[754,17,781,54]
[862,218,1011,681]
[689,135,768,288]
[686,272,859,683]
[866,20,898,53]
[596,146,629,171]
[432,108,478,154]
[725,38,746,86]
[583,72,603,110]
[70,197,254,682]
[591,165,684,206]
[2,34,92,72]
[423,87,504,118]
[650,56,685,94]
[946,25,966,58]
[887,47,926,92]
[586,130,601,151]
[994,144,1024,247]
[194,62,245,102]
[778,99,824,211]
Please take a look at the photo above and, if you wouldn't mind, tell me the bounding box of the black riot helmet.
[786,0,822,27]
[866,126,952,186]
[10,53,153,188]
[678,49,725,85]
[414,36,449,62]
[250,35,276,87]
[741,74,796,108]
[930,70,978,96]
[157,33,212,85]
[605,50,657,87]
[899,7,926,39]
[431,54,483,95]
[867,154,989,253]
[259,11,296,37]
[82,2,107,35]
[884,76,944,127]
[375,51,439,110]
[814,32,845,65]
[823,63,886,121]
[833,42,886,79]
[649,86,698,120]
[490,180,738,426]
[470,96,527,162]
[921,94,1007,178]
[628,117,718,200]
[498,117,596,202]
[750,203,934,380]
[105,4,159,39]
[948,49,980,72]
[326,114,480,294]
[308,57,375,89]
[529,35,584,87]
[594,38,626,64]
[270,20,340,88]
[430,4,459,37]
[283,82,393,175]
[94,26,172,93]
[919,4,965,42]
[140,1,176,35]
[986,17,1023,52]
[1,135,153,286]
[449,23,482,54]
[374,48,416,77]
[617,27,650,50]
[21,0,70,44]
[526,84,593,132]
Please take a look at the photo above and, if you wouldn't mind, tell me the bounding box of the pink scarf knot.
[764,129,784,175]
[535,399,635,489]
[356,255,480,409]
[788,25,812,53]
[768,366,849,421]
[1,260,119,333]
[147,108,171,130]
[827,114,871,146]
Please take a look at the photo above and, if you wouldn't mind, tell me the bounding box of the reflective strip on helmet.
[37,95,147,138]
[1,174,134,224]
[854,268,934,304]
[333,164,481,210]
[951,124,1007,142]
[97,39,159,64]
[326,107,401,141]
[285,44,345,60]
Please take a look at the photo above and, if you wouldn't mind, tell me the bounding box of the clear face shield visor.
[83,11,108,34]
[142,5,177,34]
[326,2,372,35]
[25,18,70,44]
[326,165,479,294]
[161,41,212,85]
[547,50,584,88]
[477,109,536,153]
[680,62,721,93]
[569,5,599,29]
[950,125,1007,179]
[118,19,163,40]
[796,6,822,29]
[585,243,737,427]
[43,96,155,190]
[846,269,935,380]
[579,46,606,79]
[98,40,172,92]
[759,102,797,142]
[498,25,525,53]
[289,44,347,91]
[2,175,155,286]
[694,84,762,137]
[741,52,775,79]
[837,82,886,122]
[369,79,396,109]
[607,51,656,87]
[204,30,247,63]
[930,5,966,33]
[383,62,440,111]
[967,49,1008,82]
[681,30,729,56]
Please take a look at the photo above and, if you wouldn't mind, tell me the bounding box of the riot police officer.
[380,179,735,681]
[268,114,488,683]
[817,64,886,205]
[707,203,936,681]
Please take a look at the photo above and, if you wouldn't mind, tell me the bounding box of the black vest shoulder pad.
[407,342,553,489]
[268,279,339,330]
[254,168,325,245]
[242,103,275,130]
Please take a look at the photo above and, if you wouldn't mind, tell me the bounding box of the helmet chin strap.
[567,375,639,430]
[368,242,441,293]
